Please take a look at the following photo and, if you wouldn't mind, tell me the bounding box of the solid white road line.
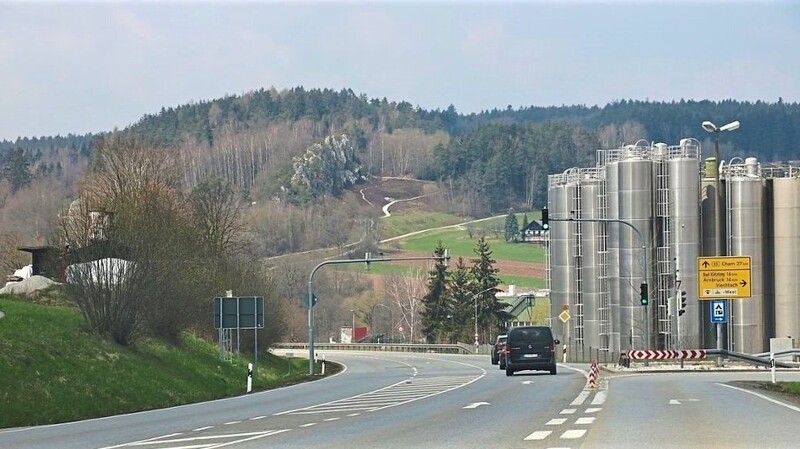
[717,383,800,413]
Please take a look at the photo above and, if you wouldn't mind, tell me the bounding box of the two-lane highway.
[0,351,590,449]
[4,351,798,449]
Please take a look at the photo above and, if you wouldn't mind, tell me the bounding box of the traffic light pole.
[307,251,450,375]
[545,211,650,350]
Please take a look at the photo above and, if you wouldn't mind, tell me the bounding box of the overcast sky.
[1,0,798,141]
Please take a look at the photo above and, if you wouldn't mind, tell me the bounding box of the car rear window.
[508,327,552,344]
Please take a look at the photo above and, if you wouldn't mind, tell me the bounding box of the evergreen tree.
[421,241,451,343]
[521,213,529,232]
[1,147,32,192]
[447,257,475,344]
[504,208,519,242]
[470,237,513,343]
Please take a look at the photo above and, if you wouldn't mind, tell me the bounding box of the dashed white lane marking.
[559,408,577,414]
[561,429,587,439]
[250,416,266,421]
[300,423,317,427]
[347,413,360,417]
[571,390,590,406]
[193,426,213,431]
[324,417,341,421]
[224,421,241,425]
[575,417,595,425]
[585,407,602,413]
[546,418,568,425]
[524,430,553,441]
[669,399,681,405]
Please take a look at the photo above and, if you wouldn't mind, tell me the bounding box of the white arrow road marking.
[463,402,491,409]
[670,398,700,405]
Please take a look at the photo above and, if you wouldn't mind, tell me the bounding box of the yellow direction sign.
[697,256,752,299]
[558,310,571,323]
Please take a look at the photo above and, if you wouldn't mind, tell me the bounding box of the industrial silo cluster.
[546,139,800,355]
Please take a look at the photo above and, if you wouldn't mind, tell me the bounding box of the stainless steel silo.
[616,149,653,351]
[604,156,621,354]
[668,146,702,348]
[700,157,726,348]
[579,175,603,350]
[548,175,576,346]
[726,158,768,353]
[772,176,800,340]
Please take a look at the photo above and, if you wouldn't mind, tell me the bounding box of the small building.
[520,220,548,244]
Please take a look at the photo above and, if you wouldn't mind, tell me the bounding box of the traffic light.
[640,282,648,306]
[541,208,549,230]
[678,290,687,316]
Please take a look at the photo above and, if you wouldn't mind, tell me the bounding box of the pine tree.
[504,208,519,242]
[470,236,513,343]
[421,241,451,343]
[447,257,475,344]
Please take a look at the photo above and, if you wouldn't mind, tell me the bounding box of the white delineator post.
[770,351,776,384]
[247,363,253,393]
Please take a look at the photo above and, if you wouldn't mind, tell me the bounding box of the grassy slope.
[0,297,312,428]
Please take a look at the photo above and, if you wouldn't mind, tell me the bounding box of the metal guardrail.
[272,343,478,355]
[709,349,800,368]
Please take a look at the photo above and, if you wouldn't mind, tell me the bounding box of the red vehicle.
[491,334,507,365]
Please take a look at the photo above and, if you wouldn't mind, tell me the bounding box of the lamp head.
[720,120,740,132]
[702,121,717,133]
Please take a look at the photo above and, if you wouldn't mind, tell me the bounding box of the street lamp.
[374,303,393,343]
[702,120,739,356]
[702,120,740,256]
[471,286,499,351]
[350,309,356,344]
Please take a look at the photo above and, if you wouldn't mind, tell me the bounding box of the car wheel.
[491,355,498,365]
[499,361,505,370]
[505,367,514,376]
[549,365,557,375]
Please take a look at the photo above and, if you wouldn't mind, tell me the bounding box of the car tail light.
[505,342,511,354]
[549,341,556,352]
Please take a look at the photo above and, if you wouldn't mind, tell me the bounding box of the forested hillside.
[2,87,799,267]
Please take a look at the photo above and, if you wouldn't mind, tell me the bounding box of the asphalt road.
[1,351,798,449]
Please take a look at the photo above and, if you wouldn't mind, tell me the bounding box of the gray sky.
[1,0,798,141]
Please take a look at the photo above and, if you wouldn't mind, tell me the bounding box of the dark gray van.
[504,326,559,376]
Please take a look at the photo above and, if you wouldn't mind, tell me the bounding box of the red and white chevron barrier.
[627,349,707,360]
[587,361,600,389]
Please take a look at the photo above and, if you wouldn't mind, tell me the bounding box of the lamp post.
[472,286,499,352]
[350,309,356,344]
[702,120,740,355]
[374,303,393,343]
[702,120,740,256]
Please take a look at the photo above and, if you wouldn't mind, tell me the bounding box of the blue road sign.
[710,299,728,324]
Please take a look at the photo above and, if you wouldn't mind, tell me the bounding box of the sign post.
[698,256,751,363]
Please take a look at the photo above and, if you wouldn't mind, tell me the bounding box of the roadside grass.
[0,296,316,428]
[779,382,800,394]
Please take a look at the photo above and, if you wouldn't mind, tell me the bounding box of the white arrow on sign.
[463,402,491,409]
[714,303,725,317]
